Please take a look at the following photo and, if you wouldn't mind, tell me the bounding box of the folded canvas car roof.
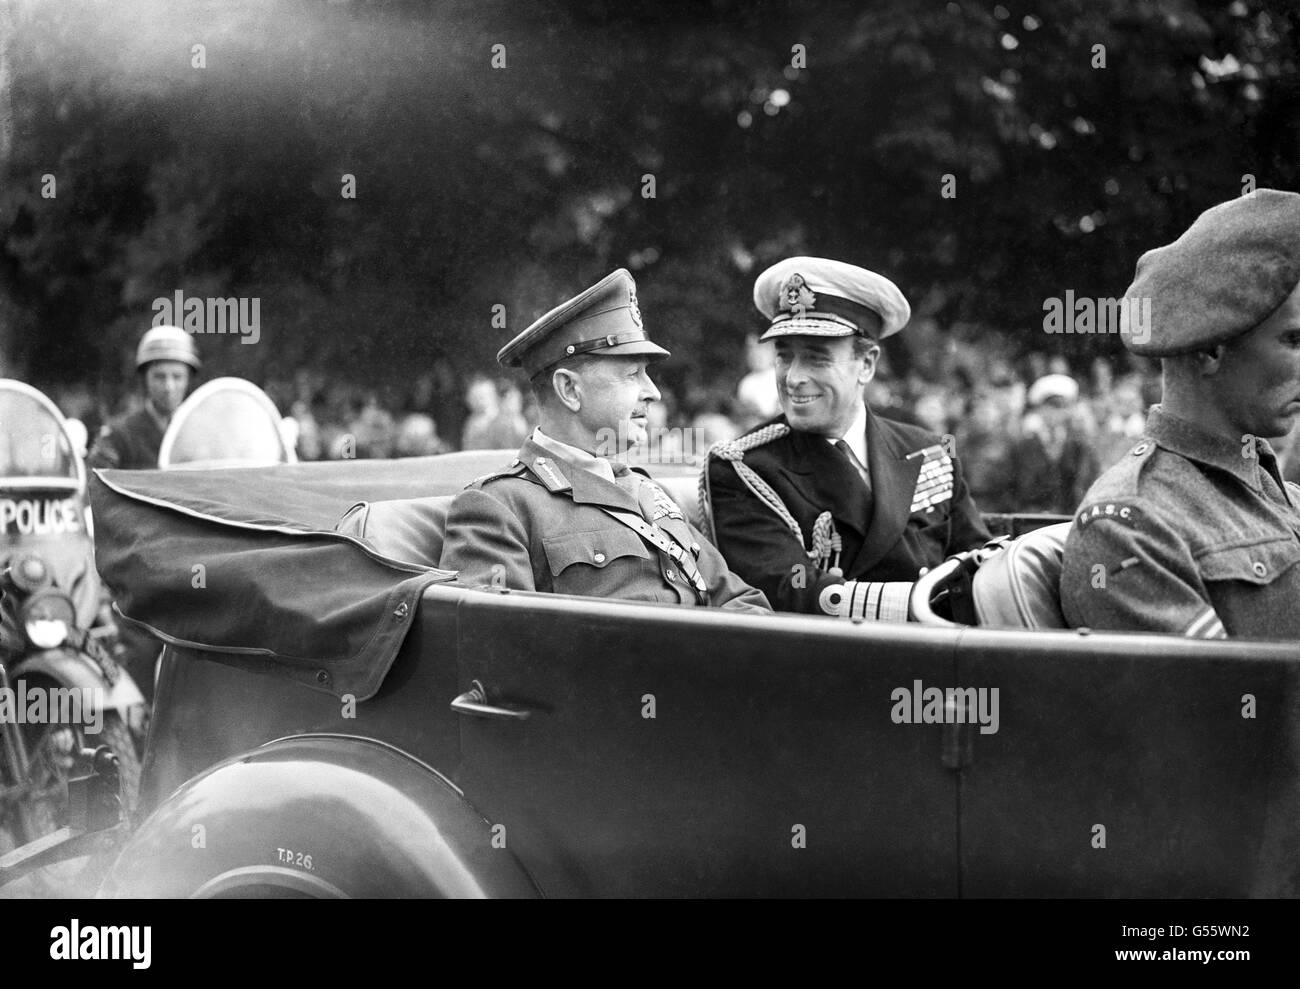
[88,454,492,701]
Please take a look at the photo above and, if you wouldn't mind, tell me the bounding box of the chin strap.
[818,579,913,623]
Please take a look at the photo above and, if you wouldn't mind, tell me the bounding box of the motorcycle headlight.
[22,590,75,649]
[7,553,53,594]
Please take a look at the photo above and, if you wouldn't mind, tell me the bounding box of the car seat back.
[337,495,452,569]
[971,522,1071,629]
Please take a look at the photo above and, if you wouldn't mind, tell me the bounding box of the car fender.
[97,734,539,898]
[12,648,145,712]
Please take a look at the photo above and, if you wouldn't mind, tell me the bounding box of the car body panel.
[454,590,961,897]
[957,629,1300,897]
[83,451,1300,897]
[138,593,461,819]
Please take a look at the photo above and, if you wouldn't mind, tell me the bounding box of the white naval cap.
[753,257,911,342]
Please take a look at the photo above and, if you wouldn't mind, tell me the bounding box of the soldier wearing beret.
[1061,189,1300,639]
[702,257,990,618]
[438,269,770,613]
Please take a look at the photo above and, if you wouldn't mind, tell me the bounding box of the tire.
[4,675,142,897]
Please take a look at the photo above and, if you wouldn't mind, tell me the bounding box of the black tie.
[833,440,874,525]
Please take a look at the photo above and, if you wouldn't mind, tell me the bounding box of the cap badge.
[779,273,817,316]
[628,282,643,329]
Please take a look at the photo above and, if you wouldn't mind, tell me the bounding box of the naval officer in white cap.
[702,257,990,618]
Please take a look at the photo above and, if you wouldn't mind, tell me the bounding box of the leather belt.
[599,506,711,605]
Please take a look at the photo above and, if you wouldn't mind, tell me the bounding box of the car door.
[956,628,1300,896]
[453,592,962,897]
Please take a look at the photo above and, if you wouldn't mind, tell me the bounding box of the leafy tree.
[0,0,1295,412]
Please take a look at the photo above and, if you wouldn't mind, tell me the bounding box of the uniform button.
[665,570,675,581]
[594,552,606,564]
[536,457,547,464]
[1132,442,1149,456]
[1252,561,1267,577]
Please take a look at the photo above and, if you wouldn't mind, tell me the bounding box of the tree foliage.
[1,0,1296,400]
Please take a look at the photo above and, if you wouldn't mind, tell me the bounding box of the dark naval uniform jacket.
[87,406,167,471]
[438,434,770,613]
[1061,406,1300,639]
[706,409,990,613]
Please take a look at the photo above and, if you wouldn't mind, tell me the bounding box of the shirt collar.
[531,427,618,484]
[1145,405,1276,493]
[826,401,869,468]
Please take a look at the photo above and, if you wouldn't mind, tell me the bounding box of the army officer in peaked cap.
[1061,189,1300,639]
[438,269,770,613]
[703,257,990,618]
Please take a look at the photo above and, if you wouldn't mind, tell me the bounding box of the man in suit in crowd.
[439,268,770,614]
[704,257,989,618]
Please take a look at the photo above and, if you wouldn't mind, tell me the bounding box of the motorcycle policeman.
[88,326,200,471]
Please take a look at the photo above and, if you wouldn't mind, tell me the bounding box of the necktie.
[612,465,657,522]
[834,440,870,487]
[834,439,874,525]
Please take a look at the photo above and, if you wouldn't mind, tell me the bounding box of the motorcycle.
[0,381,144,893]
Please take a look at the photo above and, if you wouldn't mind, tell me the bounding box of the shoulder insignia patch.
[530,456,569,492]
[1075,502,1140,528]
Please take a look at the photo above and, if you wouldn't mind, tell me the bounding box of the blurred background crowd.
[4,0,1298,517]
[49,331,1164,517]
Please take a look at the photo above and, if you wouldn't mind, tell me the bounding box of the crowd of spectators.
[53,338,1178,518]
[262,341,1168,518]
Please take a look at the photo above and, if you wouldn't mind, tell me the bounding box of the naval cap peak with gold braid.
[753,257,911,342]
[498,268,670,377]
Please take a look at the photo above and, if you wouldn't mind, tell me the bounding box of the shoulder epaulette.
[697,422,826,554]
[465,459,529,490]
[706,422,791,466]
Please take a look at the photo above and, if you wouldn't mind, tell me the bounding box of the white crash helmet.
[136,326,201,371]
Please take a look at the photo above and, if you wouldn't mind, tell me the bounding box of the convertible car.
[6,449,1299,898]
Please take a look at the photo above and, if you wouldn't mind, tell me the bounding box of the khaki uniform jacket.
[438,436,771,613]
[1060,406,1300,639]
